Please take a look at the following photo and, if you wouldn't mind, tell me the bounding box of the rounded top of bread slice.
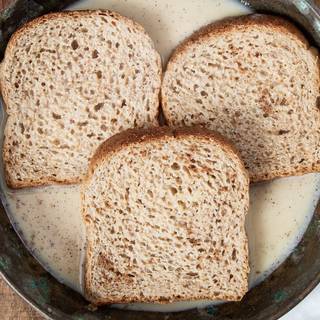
[1,10,161,188]
[162,14,320,182]
[82,126,249,304]
[88,125,246,173]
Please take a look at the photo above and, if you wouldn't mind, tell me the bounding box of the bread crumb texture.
[82,127,249,304]
[1,10,161,188]
[162,15,320,182]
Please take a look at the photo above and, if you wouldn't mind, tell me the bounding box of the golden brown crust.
[1,10,162,189]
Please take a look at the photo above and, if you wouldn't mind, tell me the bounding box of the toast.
[0,10,161,188]
[162,14,320,182]
[81,126,249,304]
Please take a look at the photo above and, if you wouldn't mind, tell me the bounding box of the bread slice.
[0,10,161,188]
[162,14,320,182]
[81,126,249,305]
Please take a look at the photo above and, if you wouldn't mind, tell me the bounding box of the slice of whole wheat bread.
[81,126,249,305]
[162,14,320,182]
[0,10,161,188]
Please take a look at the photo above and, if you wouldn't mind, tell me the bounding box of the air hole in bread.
[171,162,180,170]
[94,103,104,112]
[92,49,99,59]
[177,200,186,210]
[71,39,79,50]
[52,112,61,120]
[170,187,178,195]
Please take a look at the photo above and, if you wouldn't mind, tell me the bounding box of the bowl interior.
[0,1,320,319]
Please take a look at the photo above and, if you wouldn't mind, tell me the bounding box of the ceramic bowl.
[0,1,320,319]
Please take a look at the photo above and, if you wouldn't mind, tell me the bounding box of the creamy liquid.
[3,185,83,292]
[1,0,320,313]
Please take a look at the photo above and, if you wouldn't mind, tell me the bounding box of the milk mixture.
[1,0,320,313]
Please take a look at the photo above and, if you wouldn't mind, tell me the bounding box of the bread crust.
[162,14,320,182]
[88,125,248,179]
[4,172,80,189]
[164,14,309,70]
[86,293,245,306]
[82,126,249,305]
[1,10,162,188]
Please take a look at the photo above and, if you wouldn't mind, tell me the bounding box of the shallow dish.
[0,0,320,319]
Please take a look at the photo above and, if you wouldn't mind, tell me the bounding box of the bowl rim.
[1,0,320,319]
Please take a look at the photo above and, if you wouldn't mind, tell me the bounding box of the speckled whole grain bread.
[162,14,320,182]
[81,126,250,305]
[0,10,161,188]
